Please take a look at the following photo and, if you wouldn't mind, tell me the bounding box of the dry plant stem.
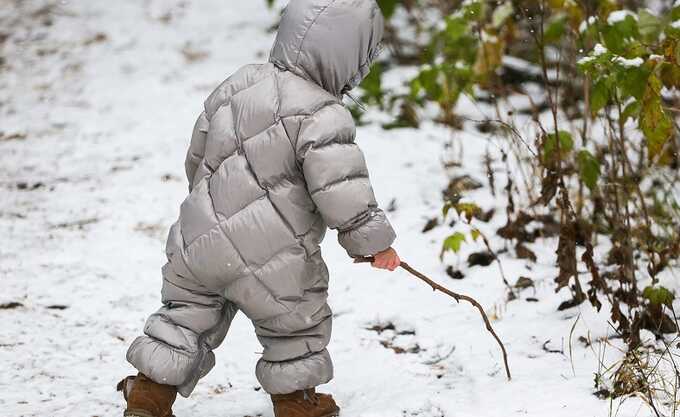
[480,233,514,294]
[569,313,581,377]
[608,322,663,417]
[469,17,536,206]
[354,256,512,381]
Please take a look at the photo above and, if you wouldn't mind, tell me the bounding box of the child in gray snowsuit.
[118,1,400,416]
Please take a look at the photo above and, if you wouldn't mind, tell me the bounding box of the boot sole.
[124,410,154,417]
[124,409,175,417]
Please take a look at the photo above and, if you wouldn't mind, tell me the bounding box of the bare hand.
[371,247,401,271]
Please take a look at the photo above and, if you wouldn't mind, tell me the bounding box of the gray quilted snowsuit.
[126,0,395,397]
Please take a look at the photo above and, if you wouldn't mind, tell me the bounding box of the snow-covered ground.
[0,1,661,416]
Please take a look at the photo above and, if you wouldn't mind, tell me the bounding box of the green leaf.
[619,66,650,100]
[609,12,638,38]
[462,0,484,21]
[666,23,680,40]
[543,130,574,163]
[638,9,662,41]
[642,286,675,307]
[602,15,639,55]
[602,26,626,54]
[621,100,641,124]
[673,4,680,21]
[590,79,609,115]
[441,232,467,259]
[470,228,481,241]
[577,150,601,191]
[544,15,568,44]
[376,0,399,19]
[491,2,514,28]
[445,16,469,41]
[417,66,443,101]
[409,78,422,98]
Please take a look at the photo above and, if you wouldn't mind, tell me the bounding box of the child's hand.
[371,247,401,271]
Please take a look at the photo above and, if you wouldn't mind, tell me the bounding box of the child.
[118,1,399,416]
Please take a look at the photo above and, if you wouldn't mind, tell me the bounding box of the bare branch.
[354,256,512,381]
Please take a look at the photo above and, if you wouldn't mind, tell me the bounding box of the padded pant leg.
[232,254,335,394]
[255,347,333,394]
[127,264,238,397]
[248,296,334,394]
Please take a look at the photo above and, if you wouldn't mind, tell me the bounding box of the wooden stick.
[354,256,512,381]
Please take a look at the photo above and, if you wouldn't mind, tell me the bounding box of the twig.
[354,256,512,381]
[459,115,537,158]
[479,232,515,295]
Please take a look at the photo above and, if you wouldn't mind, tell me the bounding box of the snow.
[593,43,608,56]
[577,56,596,65]
[672,20,680,29]
[613,56,644,67]
[578,16,597,33]
[502,56,542,77]
[607,10,637,24]
[0,1,667,417]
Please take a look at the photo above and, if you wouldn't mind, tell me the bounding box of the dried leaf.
[422,217,438,233]
[515,243,537,262]
[555,218,577,292]
[536,171,559,206]
[515,276,535,289]
[639,75,673,163]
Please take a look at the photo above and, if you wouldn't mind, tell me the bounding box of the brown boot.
[117,373,177,417]
[271,388,340,417]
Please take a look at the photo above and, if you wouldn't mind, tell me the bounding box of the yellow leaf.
[474,37,504,81]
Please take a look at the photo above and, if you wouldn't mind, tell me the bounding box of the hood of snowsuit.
[269,0,384,97]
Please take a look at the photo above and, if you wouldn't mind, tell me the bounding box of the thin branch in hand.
[354,256,512,381]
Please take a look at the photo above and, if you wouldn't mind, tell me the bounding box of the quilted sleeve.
[184,112,210,192]
[296,103,396,257]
